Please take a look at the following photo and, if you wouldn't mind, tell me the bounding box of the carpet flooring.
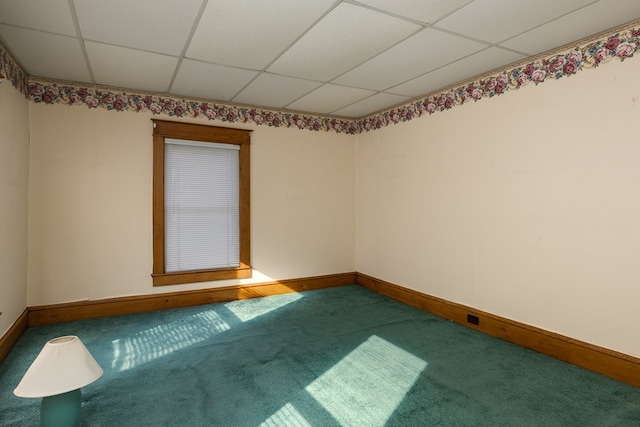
[1,285,639,426]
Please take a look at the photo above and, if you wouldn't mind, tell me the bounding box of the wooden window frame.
[152,119,251,286]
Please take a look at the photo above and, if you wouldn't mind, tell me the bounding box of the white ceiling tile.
[0,25,90,82]
[75,0,203,55]
[2,0,639,117]
[233,73,321,108]
[332,93,410,117]
[0,0,76,36]
[187,0,336,70]
[171,59,259,101]
[267,2,421,81]
[502,0,640,55]
[436,0,596,43]
[287,84,375,114]
[389,47,526,97]
[86,42,178,92]
[356,0,471,23]
[334,28,487,91]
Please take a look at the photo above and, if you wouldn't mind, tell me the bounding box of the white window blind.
[164,139,240,273]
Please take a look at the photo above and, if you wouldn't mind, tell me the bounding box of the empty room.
[1,1,640,425]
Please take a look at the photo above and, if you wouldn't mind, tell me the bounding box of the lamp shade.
[14,336,103,398]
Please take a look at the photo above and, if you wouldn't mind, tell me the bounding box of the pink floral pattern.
[0,40,28,94]
[2,24,639,134]
[25,82,360,134]
[360,25,639,132]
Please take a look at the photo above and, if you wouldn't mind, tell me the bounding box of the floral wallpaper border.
[26,82,361,134]
[360,23,640,132]
[0,40,28,94]
[1,22,638,135]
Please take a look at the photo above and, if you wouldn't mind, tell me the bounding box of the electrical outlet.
[467,314,479,325]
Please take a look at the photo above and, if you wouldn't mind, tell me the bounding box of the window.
[152,120,251,286]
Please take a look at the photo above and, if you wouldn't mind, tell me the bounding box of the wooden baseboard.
[0,309,29,364]
[28,272,357,326]
[10,271,640,389]
[356,273,640,388]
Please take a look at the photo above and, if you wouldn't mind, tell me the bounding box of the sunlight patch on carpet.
[305,335,427,426]
[225,292,303,322]
[111,309,230,372]
[259,403,313,427]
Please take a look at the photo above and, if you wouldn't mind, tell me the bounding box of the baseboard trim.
[356,273,640,388]
[10,271,640,388]
[0,308,29,364]
[28,272,357,326]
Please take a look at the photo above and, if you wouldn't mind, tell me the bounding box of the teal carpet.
[1,285,639,426]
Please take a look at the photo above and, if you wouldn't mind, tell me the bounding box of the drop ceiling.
[1,0,639,118]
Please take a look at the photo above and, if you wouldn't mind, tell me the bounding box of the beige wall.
[356,57,640,358]
[9,41,640,360]
[0,81,30,337]
[27,104,355,305]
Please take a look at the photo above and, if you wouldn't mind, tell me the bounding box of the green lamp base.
[41,389,81,427]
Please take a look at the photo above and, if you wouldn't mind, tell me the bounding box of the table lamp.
[14,335,103,427]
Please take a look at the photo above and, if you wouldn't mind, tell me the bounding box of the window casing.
[152,120,251,286]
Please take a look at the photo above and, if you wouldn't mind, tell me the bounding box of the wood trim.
[151,119,252,286]
[152,130,165,275]
[152,266,252,286]
[239,140,250,269]
[356,273,640,388]
[28,273,357,326]
[152,119,251,144]
[0,309,29,364]
[16,271,638,388]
